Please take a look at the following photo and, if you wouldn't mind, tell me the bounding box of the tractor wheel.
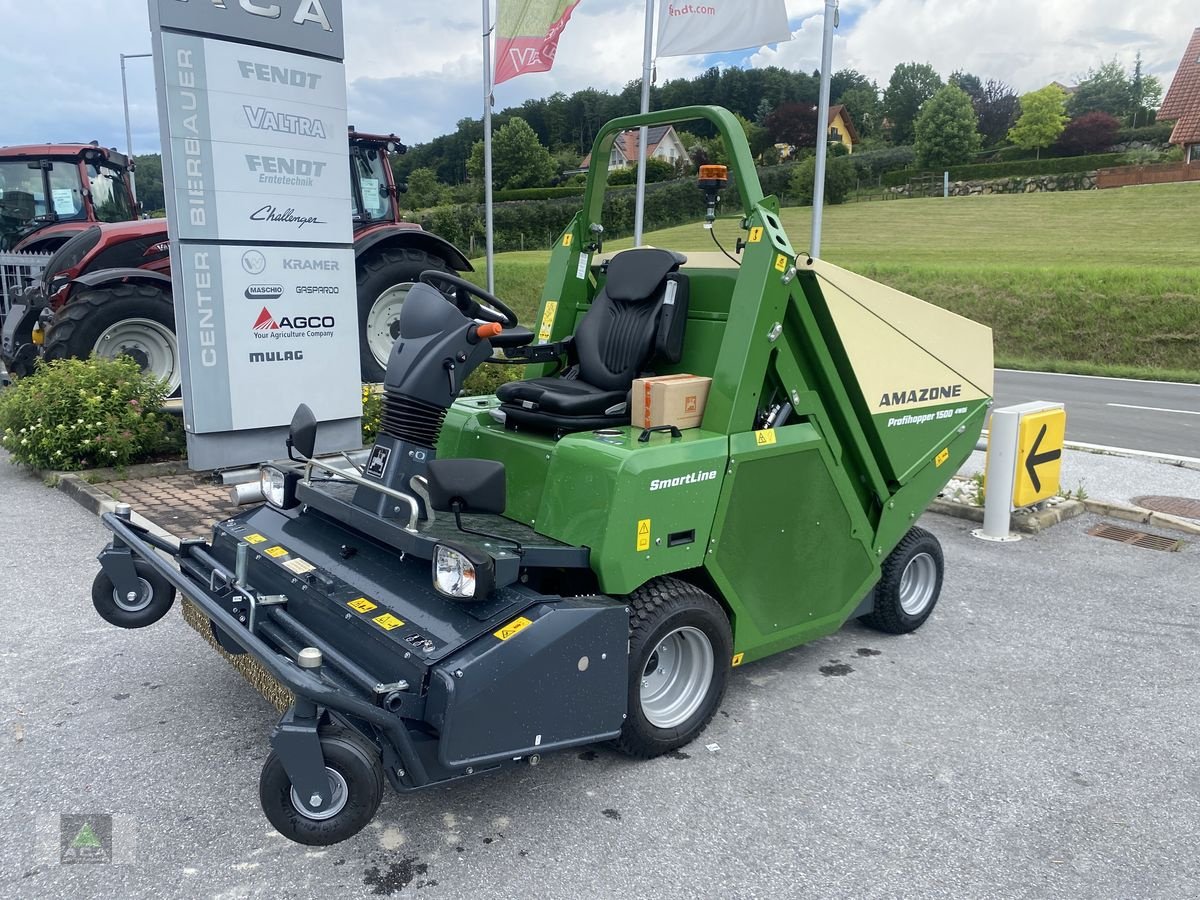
[91,559,177,629]
[259,726,384,846]
[859,526,944,634]
[357,248,452,382]
[613,576,732,759]
[43,284,181,395]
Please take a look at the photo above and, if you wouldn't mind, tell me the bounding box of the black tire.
[91,558,177,629]
[613,576,732,759]
[259,726,384,846]
[357,248,452,382]
[860,525,944,634]
[43,284,181,395]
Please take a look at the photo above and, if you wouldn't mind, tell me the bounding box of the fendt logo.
[253,307,335,331]
[176,0,333,32]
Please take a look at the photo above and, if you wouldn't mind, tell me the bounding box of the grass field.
[468,182,1200,383]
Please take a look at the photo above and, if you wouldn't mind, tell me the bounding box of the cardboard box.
[632,374,712,431]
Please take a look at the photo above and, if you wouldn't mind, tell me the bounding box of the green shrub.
[1114,122,1173,145]
[882,152,1128,186]
[0,356,179,471]
[361,384,382,445]
[788,155,856,206]
[494,186,586,202]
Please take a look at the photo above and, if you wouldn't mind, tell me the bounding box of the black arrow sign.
[1025,423,1061,493]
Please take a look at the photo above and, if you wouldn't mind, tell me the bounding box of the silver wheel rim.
[290,767,349,821]
[93,318,180,393]
[899,552,938,615]
[366,283,414,370]
[111,576,153,613]
[639,626,714,729]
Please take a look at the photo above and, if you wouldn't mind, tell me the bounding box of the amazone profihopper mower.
[92,107,993,845]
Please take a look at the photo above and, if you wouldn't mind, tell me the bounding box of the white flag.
[656,0,792,58]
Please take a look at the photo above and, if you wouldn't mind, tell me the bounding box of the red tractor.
[0,141,136,254]
[1,131,470,389]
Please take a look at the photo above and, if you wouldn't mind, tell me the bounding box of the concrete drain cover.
[1131,496,1200,520]
[1088,523,1185,552]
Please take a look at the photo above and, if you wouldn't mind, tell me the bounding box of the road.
[3,450,1200,899]
[994,369,1200,459]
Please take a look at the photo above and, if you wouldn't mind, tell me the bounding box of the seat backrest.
[574,248,687,392]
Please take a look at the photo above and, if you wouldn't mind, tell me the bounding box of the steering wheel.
[419,271,518,329]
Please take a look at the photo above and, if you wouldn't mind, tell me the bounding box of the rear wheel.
[259,726,384,846]
[43,284,181,395]
[357,248,452,382]
[860,526,944,634]
[613,576,732,759]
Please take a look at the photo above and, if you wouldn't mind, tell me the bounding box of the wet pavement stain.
[577,750,598,761]
[855,648,882,657]
[112,693,130,700]
[819,662,854,677]
[602,808,622,821]
[666,750,690,760]
[363,857,429,895]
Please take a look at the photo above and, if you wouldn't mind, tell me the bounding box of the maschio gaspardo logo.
[59,814,112,864]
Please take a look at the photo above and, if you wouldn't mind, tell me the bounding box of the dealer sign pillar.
[149,0,360,470]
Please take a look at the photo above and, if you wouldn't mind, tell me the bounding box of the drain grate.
[1087,523,1185,552]
[1131,496,1200,520]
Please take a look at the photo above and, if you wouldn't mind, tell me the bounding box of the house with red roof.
[1159,27,1200,164]
[581,125,688,171]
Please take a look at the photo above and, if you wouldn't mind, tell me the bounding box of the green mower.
[93,106,993,845]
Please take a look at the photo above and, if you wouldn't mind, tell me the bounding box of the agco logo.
[253,307,335,330]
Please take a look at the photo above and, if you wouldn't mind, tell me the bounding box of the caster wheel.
[860,525,944,634]
[259,728,384,846]
[91,559,176,629]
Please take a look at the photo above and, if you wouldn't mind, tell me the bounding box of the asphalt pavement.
[3,448,1200,899]
[994,370,1200,459]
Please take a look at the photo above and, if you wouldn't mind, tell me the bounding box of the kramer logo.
[244,105,327,139]
[285,258,338,270]
[184,0,333,33]
[250,205,326,229]
[249,350,305,363]
[650,469,718,492]
[878,383,963,408]
[245,284,284,300]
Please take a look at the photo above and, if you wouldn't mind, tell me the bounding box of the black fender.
[70,268,173,292]
[354,227,473,272]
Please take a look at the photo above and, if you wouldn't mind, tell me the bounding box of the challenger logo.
[878,384,963,408]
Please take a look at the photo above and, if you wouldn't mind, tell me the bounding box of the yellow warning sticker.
[284,558,315,575]
[494,616,533,641]
[373,613,405,631]
[754,429,777,446]
[748,226,764,243]
[636,518,651,552]
[265,546,288,558]
[538,300,559,342]
[935,447,950,468]
[244,533,267,544]
[348,597,377,613]
[774,254,788,272]
[563,233,573,247]
[732,653,744,667]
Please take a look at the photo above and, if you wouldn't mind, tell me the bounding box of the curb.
[928,498,1086,534]
[1081,499,1200,536]
[36,458,194,486]
[55,473,178,543]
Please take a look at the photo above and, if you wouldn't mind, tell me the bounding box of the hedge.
[1113,122,1173,145]
[882,152,1129,187]
[494,185,587,202]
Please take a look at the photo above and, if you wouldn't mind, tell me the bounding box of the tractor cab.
[348,129,407,230]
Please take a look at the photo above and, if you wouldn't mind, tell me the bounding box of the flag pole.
[633,0,654,246]
[482,0,496,292]
[811,0,837,259]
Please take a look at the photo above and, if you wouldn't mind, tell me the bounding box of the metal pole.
[120,53,152,206]
[944,170,949,198]
[633,0,654,246]
[482,0,495,293]
[810,0,837,259]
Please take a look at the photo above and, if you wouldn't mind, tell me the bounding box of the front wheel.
[357,248,452,382]
[91,558,177,629]
[860,525,944,634]
[613,576,732,759]
[259,727,384,846]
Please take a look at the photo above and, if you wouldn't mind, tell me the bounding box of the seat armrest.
[502,335,575,364]
[488,326,535,349]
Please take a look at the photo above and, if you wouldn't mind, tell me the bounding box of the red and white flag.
[656,0,791,58]
[494,0,582,85]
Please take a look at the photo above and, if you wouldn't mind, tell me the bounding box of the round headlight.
[259,466,288,508]
[434,545,476,598]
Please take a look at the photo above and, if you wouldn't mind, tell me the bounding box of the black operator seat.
[496,247,690,434]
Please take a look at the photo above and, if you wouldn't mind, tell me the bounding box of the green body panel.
[433,106,992,666]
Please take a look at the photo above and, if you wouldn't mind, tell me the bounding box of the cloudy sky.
[0,0,1193,155]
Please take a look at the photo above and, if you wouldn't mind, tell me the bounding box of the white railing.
[0,252,52,321]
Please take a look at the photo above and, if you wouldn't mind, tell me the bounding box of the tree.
[975,79,1020,147]
[402,167,445,209]
[734,113,772,160]
[1008,85,1069,159]
[763,102,819,150]
[131,154,164,213]
[467,118,556,190]
[914,85,981,169]
[788,155,856,206]
[1129,52,1163,127]
[949,71,984,106]
[838,83,881,139]
[1069,59,1133,119]
[883,62,943,145]
[1055,111,1120,155]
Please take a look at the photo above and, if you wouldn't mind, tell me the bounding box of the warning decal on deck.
[935,447,950,467]
[636,518,651,552]
[373,613,405,631]
[754,429,777,446]
[774,254,788,272]
[347,597,377,613]
[494,616,533,641]
[244,533,267,544]
[748,226,763,243]
[732,653,744,667]
[284,558,315,575]
[264,546,288,558]
[538,300,559,342]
